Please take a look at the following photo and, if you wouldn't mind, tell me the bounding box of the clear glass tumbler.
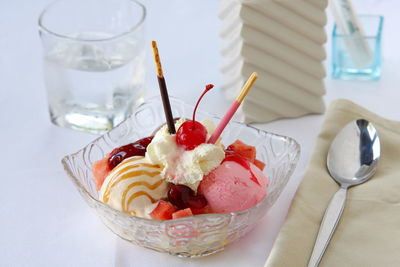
[39,0,146,134]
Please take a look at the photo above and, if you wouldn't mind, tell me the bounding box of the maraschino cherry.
[168,184,207,210]
[176,84,214,150]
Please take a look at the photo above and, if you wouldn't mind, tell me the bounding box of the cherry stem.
[192,84,214,129]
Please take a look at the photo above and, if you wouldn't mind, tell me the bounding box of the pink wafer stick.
[208,101,240,144]
[208,72,258,144]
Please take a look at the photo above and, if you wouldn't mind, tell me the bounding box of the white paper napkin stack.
[219,0,328,123]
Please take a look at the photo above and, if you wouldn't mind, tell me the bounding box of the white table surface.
[1,0,399,266]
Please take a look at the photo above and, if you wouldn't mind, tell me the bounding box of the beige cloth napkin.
[265,99,400,267]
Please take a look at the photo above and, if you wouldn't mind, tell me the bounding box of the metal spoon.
[308,119,381,267]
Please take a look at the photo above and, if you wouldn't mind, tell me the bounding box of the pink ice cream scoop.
[199,157,268,213]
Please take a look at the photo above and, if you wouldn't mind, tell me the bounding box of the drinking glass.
[332,15,384,80]
[39,0,146,134]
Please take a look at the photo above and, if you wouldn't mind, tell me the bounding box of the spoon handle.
[308,187,347,267]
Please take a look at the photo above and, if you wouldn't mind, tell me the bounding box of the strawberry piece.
[150,200,177,220]
[254,159,266,171]
[191,205,213,215]
[226,139,267,172]
[172,208,193,219]
[227,140,256,163]
[92,155,112,191]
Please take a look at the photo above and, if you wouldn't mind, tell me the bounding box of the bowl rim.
[61,96,301,223]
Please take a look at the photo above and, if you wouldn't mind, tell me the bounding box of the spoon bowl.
[327,119,380,188]
[308,119,381,267]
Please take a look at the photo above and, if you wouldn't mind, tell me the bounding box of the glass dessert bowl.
[62,97,300,258]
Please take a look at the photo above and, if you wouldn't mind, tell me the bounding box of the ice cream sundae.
[92,89,268,220]
[92,41,268,220]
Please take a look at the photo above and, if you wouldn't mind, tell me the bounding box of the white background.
[1,0,399,266]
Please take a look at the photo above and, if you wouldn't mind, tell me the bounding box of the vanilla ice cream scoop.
[100,156,168,218]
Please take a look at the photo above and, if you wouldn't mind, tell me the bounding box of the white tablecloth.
[1,0,399,266]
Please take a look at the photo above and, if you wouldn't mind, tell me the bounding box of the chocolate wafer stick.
[151,41,176,134]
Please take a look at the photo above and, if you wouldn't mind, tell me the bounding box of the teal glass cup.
[332,15,384,80]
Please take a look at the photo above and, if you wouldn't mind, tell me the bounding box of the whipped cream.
[165,143,225,190]
[146,118,225,191]
[146,118,185,167]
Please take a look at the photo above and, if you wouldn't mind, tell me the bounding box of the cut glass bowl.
[62,97,300,258]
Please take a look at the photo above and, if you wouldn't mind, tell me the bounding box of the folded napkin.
[265,99,400,267]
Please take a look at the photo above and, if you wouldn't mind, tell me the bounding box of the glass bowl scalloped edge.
[61,96,300,258]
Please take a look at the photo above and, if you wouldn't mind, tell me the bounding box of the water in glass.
[44,33,145,133]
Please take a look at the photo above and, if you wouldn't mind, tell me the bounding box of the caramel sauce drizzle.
[127,191,157,209]
[122,180,164,212]
[103,170,161,203]
[129,211,137,216]
[115,163,160,176]
[102,160,161,203]
[120,156,160,168]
